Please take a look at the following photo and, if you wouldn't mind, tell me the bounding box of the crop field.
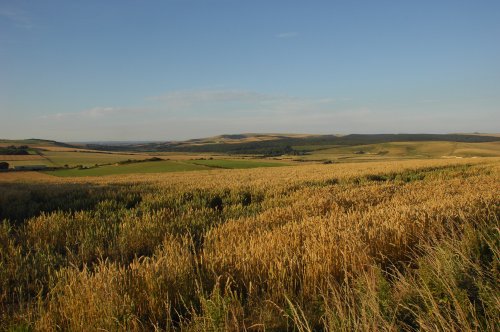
[0,157,498,331]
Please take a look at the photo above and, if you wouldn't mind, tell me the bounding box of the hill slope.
[85,133,500,156]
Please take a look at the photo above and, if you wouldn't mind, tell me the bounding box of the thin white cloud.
[81,107,133,118]
[41,107,150,120]
[145,89,345,122]
[250,96,338,116]
[276,32,299,38]
[39,112,67,120]
[41,90,337,122]
[34,89,362,140]
[149,89,285,112]
[150,89,337,114]
[150,89,277,106]
[29,103,499,141]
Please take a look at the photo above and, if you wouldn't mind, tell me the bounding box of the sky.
[1,0,499,141]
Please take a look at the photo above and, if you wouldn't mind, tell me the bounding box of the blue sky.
[1,0,499,141]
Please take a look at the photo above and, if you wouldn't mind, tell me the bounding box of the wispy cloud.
[35,89,356,140]
[149,89,280,110]
[151,89,276,103]
[41,107,150,120]
[33,87,493,141]
[149,88,338,115]
[0,7,33,29]
[82,107,120,118]
[39,112,66,120]
[275,32,299,38]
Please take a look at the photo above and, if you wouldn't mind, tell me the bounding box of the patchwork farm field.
[1,157,498,331]
[0,140,289,175]
[2,138,500,174]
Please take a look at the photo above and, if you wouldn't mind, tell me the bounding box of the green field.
[46,159,288,177]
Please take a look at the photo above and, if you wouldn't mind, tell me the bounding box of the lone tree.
[0,162,9,170]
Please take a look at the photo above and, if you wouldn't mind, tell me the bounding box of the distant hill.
[84,133,500,156]
[0,138,76,149]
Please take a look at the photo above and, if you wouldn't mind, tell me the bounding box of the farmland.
[0,139,290,176]
[86,133,500,156]
[2,135,500,177]
[0,157,498,331]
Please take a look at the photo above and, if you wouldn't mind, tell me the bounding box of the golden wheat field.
[1,157,499,331]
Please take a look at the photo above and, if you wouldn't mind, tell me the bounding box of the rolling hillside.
[85,133,500,156]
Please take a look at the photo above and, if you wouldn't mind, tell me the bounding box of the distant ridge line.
[82,133,500,155]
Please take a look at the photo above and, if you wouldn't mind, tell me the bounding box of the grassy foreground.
[0,158,499,331]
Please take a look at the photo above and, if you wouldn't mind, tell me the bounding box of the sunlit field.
[1,157,498,331]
